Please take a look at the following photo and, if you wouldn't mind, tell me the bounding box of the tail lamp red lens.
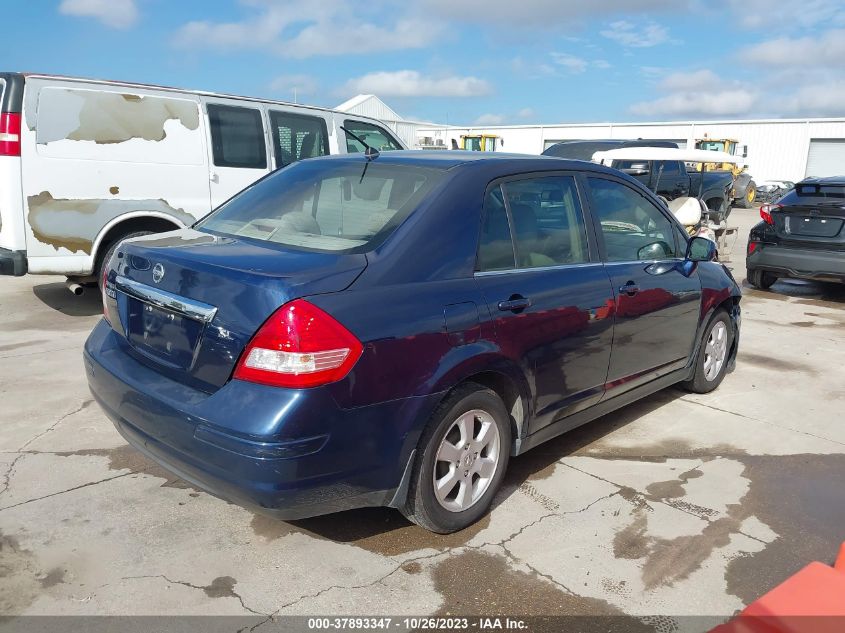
[760,203,780,225]
[747,241,759,255]
[234,299,363,389]
[0,113,22,157]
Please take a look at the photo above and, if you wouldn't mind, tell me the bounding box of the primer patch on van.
[35,88,199,145]
[27,191,194,255]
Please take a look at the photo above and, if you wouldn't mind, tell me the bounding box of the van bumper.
[0,247,27,276]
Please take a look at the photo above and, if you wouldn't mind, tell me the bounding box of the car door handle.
[497,296,531,312]
[619,281,640,296]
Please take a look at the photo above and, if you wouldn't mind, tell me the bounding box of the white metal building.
[412,118,845,183]
[335,94,428,150]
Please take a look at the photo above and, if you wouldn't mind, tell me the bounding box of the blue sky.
[5,0,845,124]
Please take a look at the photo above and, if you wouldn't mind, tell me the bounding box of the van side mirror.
[622,164,649,177]
[687,236,717,262]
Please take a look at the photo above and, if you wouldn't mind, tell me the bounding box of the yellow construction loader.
[460,134,499,151]
[694,137,757,208]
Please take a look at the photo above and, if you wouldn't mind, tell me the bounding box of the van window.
[343,120,402,153]
[207,104,267,169]
[269,110,329,168]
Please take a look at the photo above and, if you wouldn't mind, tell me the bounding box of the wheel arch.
[91,212,185,271]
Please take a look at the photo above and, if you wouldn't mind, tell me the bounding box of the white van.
[0,73,405,286]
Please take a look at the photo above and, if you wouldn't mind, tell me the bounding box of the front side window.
[207,104,267,169]
[503,176,590,268]
[343,120,402,153]
[588,177,679,262]
[198,161,442,253]
[269,110,329,168]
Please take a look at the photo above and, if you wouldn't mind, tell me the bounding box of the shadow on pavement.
[32,282,102,316]
[741,277,845,305]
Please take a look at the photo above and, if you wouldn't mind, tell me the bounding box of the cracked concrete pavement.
[1,207,844,629]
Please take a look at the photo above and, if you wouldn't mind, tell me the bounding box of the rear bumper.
[747,244,845,283]
[0,247,27,276]
[84,320,440,519]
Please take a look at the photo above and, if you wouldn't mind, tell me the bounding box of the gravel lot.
[2,206,844,629]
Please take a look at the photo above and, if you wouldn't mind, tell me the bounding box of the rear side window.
[503,176,589,268]
[269,110,329,168]
[197,161,443,253]
[207,104,267,169]
[343,120,402,152]
[588,177,679,261]
[478,187,515,272]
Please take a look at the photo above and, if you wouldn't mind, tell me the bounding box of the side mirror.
[687,236,718,262]
[637,241,671,260]
[622,167,649,177]
[742,145,748,158]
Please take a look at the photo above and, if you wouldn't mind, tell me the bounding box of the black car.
[542,139,678,161]
[747,177,845,288]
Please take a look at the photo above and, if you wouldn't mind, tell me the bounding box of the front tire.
[401,383,511,534]
[738,181,757,209]
[748,268,777,290]
[681,310,733,394]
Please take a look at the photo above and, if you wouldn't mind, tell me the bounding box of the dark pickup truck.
[610,159,734,223]
[542,141,735,223]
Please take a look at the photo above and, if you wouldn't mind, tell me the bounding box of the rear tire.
[97,231,153,289]
[681,309,733,394]
[747,268,777,290]
[401,383,511,534]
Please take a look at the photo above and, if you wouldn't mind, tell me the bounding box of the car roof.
[799,176,845,185]
[308,150,616,174]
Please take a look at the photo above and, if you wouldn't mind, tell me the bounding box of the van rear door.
[203,99,272,209]
[0,72,27,276]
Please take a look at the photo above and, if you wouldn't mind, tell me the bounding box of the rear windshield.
[793,184,845,199]
[197,160,445,253]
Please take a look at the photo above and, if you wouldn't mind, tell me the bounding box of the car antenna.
[340,126,379,183]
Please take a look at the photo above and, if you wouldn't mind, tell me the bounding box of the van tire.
[97,231,152,288]
[681,309,733,394]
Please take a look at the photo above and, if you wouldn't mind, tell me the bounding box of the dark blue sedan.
[85,151,741,533]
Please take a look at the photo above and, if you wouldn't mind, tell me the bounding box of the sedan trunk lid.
[103,229,366,392]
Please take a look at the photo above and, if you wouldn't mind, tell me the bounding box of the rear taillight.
[233,299,363,389]
[760,203,780,225]
[0,113,22,157]
[748,241,759,255]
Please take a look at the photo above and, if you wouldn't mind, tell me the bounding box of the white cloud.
[342,71,492,98]
[59,0,138,29]
[741,29,845,68]
[630,70,758,117]
[174,2,441,58]
[776,83,845,117]
[600,20,671,47]
[269,75,318,98]
[630,90,758,117]
[422,0,686,26]
[592,59,612,69]
[726,0,845,29]
[551,53,588,74]
[474,113,506,125]
[517,107,535,119]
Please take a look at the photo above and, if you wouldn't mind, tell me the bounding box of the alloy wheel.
[703,321,728,381]
[432,409,501,512]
